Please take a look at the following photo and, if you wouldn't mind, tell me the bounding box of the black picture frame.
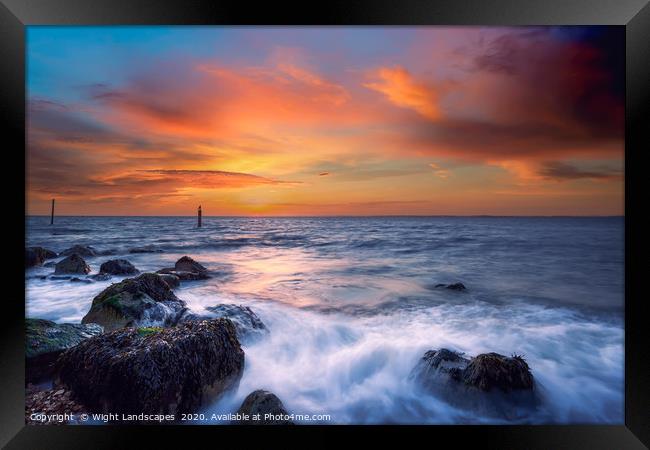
[2,0,648,448]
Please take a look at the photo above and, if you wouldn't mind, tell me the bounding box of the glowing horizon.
[27,26,624,217]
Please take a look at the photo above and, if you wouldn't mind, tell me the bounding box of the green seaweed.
[137,326,163,337]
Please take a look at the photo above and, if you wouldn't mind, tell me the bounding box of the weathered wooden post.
[198,205,202,228]
[50,199,55,225]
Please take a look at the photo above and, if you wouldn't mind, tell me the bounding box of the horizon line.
[25,214,625,218]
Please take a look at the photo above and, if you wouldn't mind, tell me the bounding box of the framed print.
[1,0,649,448]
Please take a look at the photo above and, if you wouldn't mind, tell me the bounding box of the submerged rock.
[410,348,537,419]
[157,268,207,281]
[434,282,467,291]
[157,256,210,281]
[54,254,91,275]
[70,277,93,284]
[128,245,162,254]
[26,319,103,383]
[25,247,57,268]
[90,273,112,281]
[60,245,97,257]
[99,259,139,275]
[81,273,187,331]
[55,319,244,416]
[234,390,294,425]
[180,304,269,344]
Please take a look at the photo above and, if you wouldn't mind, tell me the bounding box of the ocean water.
[25,216,624,424]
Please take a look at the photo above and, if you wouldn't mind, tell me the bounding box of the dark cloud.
[140,169,301,186]
[469,27,624,140]
[538,161,622,181]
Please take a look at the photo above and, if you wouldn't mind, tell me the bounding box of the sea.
[25,216,625,424]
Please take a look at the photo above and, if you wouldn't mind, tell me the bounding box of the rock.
[157,256,211,281]
[175,256,208,274]
[55,318,244,416]
[410,349,537,419]
[90,273,112,281]
[26,319,103,383]
[25,386,87,425]
[70,277,93,283]
[435,282,467,291]
[203,304,268,343]
[25,247,57,268]
[234,390,294,425]
[27,275,48,280]
[410,348,470,389]
[99,259,139,275]
[128,245,162,254]
[54,254,91,275]
[81,273,187,331]
[60,245,97,257]
[157,268,207,281]
[158,273,180,289]
[462,353,534,392]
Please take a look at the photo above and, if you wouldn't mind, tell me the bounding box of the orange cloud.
[364,66,442,121]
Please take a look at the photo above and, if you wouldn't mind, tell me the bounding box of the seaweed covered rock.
[60,245,97,257]
[180,304,269,344]
[54,254,91,275]
[462,352,534,392]
[25,247,57,268]
[55,319,244,416]
[81,273,187,331]
[99,259,139,275]
[410,349,537,419]
[26,319,103,383]
[234,390,294,425]
[157,256,210,281]
[434,282,467,291]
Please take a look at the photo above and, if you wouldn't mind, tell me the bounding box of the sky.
[26,26,624,216]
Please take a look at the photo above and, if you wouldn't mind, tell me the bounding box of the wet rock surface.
[157,256,211,281]
[26,319,103,383]
[158,273,180,289]
[81,273,187,331]
[60,245,97,257]
[234,390,294,425]
[26,247,57,268]
[180,304,269,344]
[55,319,244,416]
[54,254,91,275]
[99,259,139,275]
[411,348,537,419]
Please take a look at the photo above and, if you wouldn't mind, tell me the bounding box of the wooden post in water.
[197,205,202,228]
[50,199,55,225]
